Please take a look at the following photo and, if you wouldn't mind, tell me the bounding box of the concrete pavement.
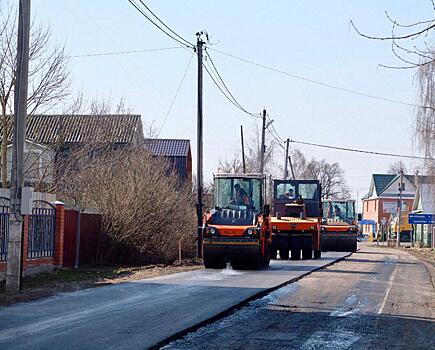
[0,252,349,350]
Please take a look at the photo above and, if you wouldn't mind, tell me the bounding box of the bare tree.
[72,147,196,264]
[291,149,349,200]
[217,125,278,175]
[351,0,435,69]
[0,1,70,187]
[415,56,435,176]
[387,160,408,174]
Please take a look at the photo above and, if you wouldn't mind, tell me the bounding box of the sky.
[32,0,433,211]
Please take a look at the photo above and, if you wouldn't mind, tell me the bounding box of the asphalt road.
[166,243,435,350]
[0,252,348,350]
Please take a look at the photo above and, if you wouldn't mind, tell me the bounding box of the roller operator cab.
[203,174,272,269]
[270,180,322,260]
[321,200,358,252]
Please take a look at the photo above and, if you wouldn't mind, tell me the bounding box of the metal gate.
[28,200,56,259]
[0,197,10,262]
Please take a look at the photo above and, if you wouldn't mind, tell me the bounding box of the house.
[361,174,417,239]
[0,115,144,186]
[411,176,435,247]
[144,138,192,181]
[6,140,54,186]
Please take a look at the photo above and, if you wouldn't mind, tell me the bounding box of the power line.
[66,46,182,58]
[209,47,433,110]
[290,139,434,160]
[205,50,260,118]
[127,0,194,49]
[203,62,261,120]
[137,0,195,48]
[158,52,194,135]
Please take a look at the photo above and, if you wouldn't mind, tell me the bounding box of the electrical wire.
[289,139,434,160]
[137,0,195,48]
[66,46,182,59]
[127,0,194,49]
[205,50,261,118]
[203,62,261,120]
[209,47,433,110]
[158,52,194,135]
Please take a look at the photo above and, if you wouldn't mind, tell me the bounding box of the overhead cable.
[290,139,434,160]
[158,52,195,134]
[209,47,433,110]
[205,50,261,118]
[127,0,194,49]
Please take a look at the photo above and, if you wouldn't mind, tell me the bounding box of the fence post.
[53,201,65,267]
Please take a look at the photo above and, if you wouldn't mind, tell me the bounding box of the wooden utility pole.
[240,125,246,173]
[284,138,290,179]
[288,156,296,180]
[259,109,266,174]
[396,171,403,248]
[6,0,31,292]
[195,32,204,259]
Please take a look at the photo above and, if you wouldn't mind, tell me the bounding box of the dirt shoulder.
[0,259,203,307]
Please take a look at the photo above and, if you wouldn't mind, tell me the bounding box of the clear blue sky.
[35,0,432,210]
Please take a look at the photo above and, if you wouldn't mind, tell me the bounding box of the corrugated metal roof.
[144,138,190,157]
[0,114,143,144]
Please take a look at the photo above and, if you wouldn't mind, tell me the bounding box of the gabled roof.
[372,174,397,195]
[144,138,190,157]
[0,114,143,144]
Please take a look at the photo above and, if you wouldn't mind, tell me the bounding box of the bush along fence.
[0,198,65,279]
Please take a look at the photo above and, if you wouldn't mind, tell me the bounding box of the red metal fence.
[63,210,103,267]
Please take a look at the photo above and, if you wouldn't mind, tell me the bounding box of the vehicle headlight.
[247,228,254,235]
[208,227,216,235]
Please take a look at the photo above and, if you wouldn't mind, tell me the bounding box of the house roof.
[372,174,397,195]
[144,138,190,157]
[0,114,143,144]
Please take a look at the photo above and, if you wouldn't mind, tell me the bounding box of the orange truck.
[202,173,272,269]
[270,180,322,260]
[321,200,358,252]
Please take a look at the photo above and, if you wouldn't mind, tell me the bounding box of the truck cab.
[203,173,271,269]
[270,180,322,260]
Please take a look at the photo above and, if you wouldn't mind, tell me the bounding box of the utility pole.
[259,109,266,174]
[283,139,289,179]
[288,156,296,180]
[240,125,246,173]
[195,32,204,259]
[396,171,403,248]
[6,0,31,292]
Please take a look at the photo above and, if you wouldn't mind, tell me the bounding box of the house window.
[374,201,377,211]
[400,182,405,191]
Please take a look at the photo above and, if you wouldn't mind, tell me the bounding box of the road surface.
[0,252,348,350]
[167,243,435,349]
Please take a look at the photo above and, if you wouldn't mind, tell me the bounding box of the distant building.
[361,174,417,239]
[411,176,435,247]
[144,138,192,182]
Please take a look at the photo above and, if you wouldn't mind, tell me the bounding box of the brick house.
[361,174,417,238]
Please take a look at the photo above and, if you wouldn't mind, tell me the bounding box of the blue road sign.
[408,213,435,224]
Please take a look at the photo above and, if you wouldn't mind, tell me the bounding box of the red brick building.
[362,174,417,238]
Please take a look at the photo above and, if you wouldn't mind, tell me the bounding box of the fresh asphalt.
[0,252,348,350]
[166,244,435,350]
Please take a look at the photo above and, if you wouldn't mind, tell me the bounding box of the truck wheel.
[314,250,321,259]
[291,249,301,260]
[280,247,289,260]
[262,243,271,268]
[280,241,289,260]
[270,248,277,260]
[302,248,313,260]
[204,258,225,269]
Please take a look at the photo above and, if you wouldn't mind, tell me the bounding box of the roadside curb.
[151,251,354,350]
